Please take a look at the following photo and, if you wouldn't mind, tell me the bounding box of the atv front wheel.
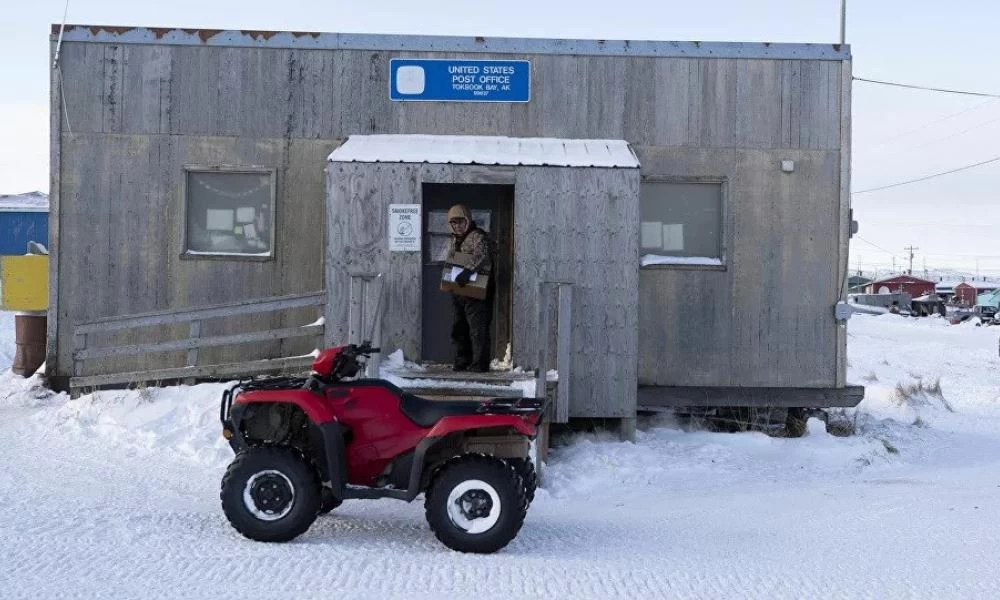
[318,487,343,515]
[220,447,320,542]
[425,455,527,553]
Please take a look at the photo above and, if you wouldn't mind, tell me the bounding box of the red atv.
[219,342,545,553]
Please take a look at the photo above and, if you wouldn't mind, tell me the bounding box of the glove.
[455,269,474,287]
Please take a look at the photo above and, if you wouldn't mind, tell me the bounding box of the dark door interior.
[421,183,514,364]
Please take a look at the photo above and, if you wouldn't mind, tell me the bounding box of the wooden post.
[184,320,200,385]
[534,282,551,403]
[555,284,573,423]
[72,332,86,377]
[619,417,637,442]
[348,276,364,344]
[532,283,553,480]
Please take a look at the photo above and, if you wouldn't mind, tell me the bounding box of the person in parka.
[446,204,495,372]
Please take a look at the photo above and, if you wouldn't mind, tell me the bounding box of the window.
[183,168,275,258]
[640,180,724,267]
[425,208,492,263]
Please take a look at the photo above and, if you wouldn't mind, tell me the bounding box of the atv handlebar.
[354,342,381,356]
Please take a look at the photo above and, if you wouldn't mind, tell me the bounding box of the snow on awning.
[328,135,640,168]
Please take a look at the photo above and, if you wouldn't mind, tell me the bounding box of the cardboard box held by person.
[440,252,489,300]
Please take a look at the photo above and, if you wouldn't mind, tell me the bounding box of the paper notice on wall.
[236,207,256,223]
[662,223,684,251]
[389,204,421,251]
[641,222,662,249]
[207,209,235,231]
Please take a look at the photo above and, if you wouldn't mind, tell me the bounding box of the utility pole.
[840,0,848,45]
[904,245,919,275]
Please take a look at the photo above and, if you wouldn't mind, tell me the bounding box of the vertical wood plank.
[49,40,63,376]
[555,284,572,423]
[836,60,852,386]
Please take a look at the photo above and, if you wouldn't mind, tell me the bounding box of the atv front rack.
[220,376,313,427]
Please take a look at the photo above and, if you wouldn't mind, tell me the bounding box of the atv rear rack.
[477,397,547,416]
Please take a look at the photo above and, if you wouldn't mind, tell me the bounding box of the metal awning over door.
[328,134,641,168]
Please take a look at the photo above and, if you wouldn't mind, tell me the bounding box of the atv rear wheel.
[221,447,320,542]
[425,454,527,554]
[507,458,537,506]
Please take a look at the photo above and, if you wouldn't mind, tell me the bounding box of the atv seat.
[400,393,486,428]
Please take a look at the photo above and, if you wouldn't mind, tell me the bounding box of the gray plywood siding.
[54,38,846,389]
[512,167,640,418]
[57,42,840,151]
[55,134,330,377]
[327,163,639,419]
[325,162,424,359]
[636,146,841,388]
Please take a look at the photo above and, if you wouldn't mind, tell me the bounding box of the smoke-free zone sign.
[390,59,531,102]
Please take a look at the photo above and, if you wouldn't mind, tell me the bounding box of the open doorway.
[421,183,514,365]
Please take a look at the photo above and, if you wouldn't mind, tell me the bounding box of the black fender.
[225,399,348,501]
[316,421,348,502]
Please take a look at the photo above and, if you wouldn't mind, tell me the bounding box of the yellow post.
[1,255,49,311]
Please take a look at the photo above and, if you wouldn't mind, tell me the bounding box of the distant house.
[0,192,49,255]
[847,275,872,293]
[979,289,1000,309]
[864,275,936,297]
[953,282,978,306]
[974,281,999,294]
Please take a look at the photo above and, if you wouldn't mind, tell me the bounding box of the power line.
[853,236,903,259]
[852,155,1000,195]
[913,112,1000,149]
[854,76,1000,99]
[861,220,999,229]
[872,98,998,147]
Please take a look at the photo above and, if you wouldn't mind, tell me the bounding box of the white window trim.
[180,165,277,262]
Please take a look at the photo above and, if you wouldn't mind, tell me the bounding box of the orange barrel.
[12,314,46,376]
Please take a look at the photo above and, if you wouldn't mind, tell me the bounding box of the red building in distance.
[864,275,936,297]
[953,282,979,306]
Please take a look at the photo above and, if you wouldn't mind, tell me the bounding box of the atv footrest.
[343,486,409,501]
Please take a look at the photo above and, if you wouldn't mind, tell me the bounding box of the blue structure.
[389,59,531,102]
[0,192,49,255]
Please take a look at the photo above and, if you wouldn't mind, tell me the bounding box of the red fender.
[233,389,337,424]
[426,414,538,439]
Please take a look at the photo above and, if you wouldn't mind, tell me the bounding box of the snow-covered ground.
[1,312,999,599]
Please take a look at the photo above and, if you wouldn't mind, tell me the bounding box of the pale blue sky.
[3,1,998,274]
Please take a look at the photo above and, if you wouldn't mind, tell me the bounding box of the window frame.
[639,175,728,272]
[180,165,278,262]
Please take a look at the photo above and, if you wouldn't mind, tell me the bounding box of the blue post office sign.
[389,59,531,103]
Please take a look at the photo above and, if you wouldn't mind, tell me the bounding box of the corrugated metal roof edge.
[331,159,639,167]
[328,136,641,168]
[50,25,851,61]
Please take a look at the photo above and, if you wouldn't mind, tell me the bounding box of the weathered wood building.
[48,25,862,434]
